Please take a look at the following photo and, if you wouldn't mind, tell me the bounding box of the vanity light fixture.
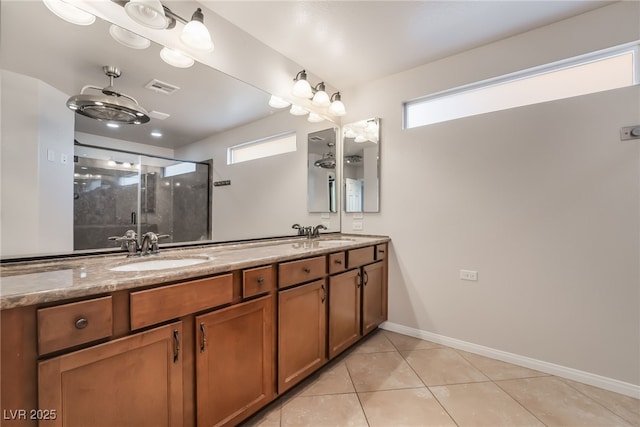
[307,113,324,123]
[268,95,290,109]
[124,0,168,29]
[109,25,151,50]
[290,70,346,117]
[311,82,330,107]
[290,105,309,116]
[42,0,96,26]
[292,70,313,98]
[123,1,214,53]
[160,47,194,68]
[328,92,346,116]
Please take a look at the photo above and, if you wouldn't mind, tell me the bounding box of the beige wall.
[342,1,640,389]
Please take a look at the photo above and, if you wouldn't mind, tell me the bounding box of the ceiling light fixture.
[291,70,313,99]
[42,0,96,26]
[328,92,346,116]
[180,8,214,52]
[66,65,150,125]
[311,82,330,107]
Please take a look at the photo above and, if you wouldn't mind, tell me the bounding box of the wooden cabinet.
[196,295,274,427]
[328,269,361,358]
[362,261,387,335]
[38,322,183,427]
[278,279,327,393]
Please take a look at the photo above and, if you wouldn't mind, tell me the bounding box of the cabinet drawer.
[38,296,113,355]
[347,246,375,268]
[375,244,387,260]
[243,265,275,298]
[328,252,346,274]
[278,256,326,288]
[130,274,233,330]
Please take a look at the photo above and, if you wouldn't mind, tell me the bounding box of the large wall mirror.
[343,118,380,212]
[0,1,339,259]
[308,128,338,213]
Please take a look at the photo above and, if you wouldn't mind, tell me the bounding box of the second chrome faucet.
[292,223,327,239]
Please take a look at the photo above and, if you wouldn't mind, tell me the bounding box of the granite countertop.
[0,234,390,310]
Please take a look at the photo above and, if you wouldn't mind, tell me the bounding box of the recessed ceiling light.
[151,131,162,137]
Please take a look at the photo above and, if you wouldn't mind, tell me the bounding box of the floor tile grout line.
[559,378,638,426]
[490,378,550,427]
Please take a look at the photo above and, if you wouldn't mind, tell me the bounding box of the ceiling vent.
[309,136,324,142]
[145,79,180,95]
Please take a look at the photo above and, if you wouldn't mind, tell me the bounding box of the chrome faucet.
[312,224,327,238]
[108,230,170,257]
[292,223,306,236]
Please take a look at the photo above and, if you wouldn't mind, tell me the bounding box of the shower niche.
[73,143,210,251]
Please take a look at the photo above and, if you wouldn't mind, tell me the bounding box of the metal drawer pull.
[378,249,385,254]
[303,267,311,273]
[321,284,326,303]
[363,271,369,286]
[356,272,362,288]
[173,330,180,363]
[334,259,343,264]
[74,318,89,330]
[199,322,207,353]
[257,277,265,285]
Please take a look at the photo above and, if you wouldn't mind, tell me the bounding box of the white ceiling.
[202,1,614,90]
[1,1,615,149]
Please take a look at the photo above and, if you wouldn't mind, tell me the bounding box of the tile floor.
[242,329,640,427]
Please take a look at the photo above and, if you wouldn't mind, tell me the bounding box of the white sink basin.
[110,257,211,272]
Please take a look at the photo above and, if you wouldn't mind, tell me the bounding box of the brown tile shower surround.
[242,330,640,427]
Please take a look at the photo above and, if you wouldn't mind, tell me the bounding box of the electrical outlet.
[47,149,55,162]
[352,221,363,231]
[60,153,68,164]
[459,269,478,281]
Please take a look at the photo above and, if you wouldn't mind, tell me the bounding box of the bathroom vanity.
[0,234,389,427]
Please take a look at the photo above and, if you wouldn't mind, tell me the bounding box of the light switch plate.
[459,269,478,281]
[352,221,363,231]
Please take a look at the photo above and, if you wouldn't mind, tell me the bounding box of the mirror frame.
[342,118,380,213]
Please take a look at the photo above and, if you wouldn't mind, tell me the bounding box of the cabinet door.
[362,261,386,335]
[329,269,362,359]
[196,296,275,427]
[38,322,183,427]
[278,280,327,393]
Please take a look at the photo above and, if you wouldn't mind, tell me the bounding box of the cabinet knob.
[75,318,88,330]
[303,267,311,273]
[257,277,265,285]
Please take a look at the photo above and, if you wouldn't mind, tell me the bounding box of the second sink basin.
[110,257,212,272]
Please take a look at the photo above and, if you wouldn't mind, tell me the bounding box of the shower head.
[67,66,150,124]
[314,152,336,169]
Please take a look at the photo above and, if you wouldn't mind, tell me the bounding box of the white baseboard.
[380,321,640,399]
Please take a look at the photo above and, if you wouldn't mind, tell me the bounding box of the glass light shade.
[43,0,95,26]
[160,47,194,68]
[180,20,214,52]
[329,99,346,116]
[125,0,168,29]
[312,90,330,107]
[292,79,313,99]
[354,135,368,143]
[307,113,324,123]
[109,25,150,49]
[290,105,309,116]
[269,95,291,109]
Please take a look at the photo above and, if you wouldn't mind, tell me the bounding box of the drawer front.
[328,252,346,275]
[130,274,233,330]
[347,246,375,268]
[243,265,275,298]
[375,244,387,260]
[278,255,326,288]
[38,296,113,355]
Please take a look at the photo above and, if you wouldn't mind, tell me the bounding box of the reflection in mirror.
[343,118,380,212]
[74,143,210,250]
[308,128,338,213]
[0,1,340,259]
